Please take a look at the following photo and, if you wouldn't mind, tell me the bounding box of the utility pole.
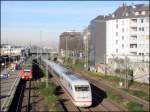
[46,64,48,88]
[37,47,38,63]
[65,36,68,63]
[104,54,107,77]
[40,31,42,65]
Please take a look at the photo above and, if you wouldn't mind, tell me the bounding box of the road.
[0,70,21,111]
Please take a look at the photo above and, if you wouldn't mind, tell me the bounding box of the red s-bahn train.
[22,65,32,80]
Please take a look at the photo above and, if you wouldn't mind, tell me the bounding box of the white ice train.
[42,58,92,107]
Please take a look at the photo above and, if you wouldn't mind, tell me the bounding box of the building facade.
[89,4,149,65]
[1,44,23,56]
[59,31,83,59]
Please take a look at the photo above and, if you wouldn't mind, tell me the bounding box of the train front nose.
[74,95,92,107]
[74,100,92,107]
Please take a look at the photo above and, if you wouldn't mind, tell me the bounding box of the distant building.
[89,4,149,66]
[59,31,83,58]
[1,44,23,56]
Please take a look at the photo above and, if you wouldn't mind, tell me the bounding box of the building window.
[116,24,118,28]
[139,27,141,31]
[122,44,124,48]
[146,18,149,23]
[130,44,137,48]
[142,11,146,15]
[131,19,137,23]
[116,49,118,53]
[131,27,137,31]
[116,32,118,36]
[141,19,144,23]
[131,35,137,39]
[135,12,139,15]
[116,19,118,23]
[122,28,124,32]
[142,27,144,31]
[116,40,118,44]
[130,52,137,55]
[122,20,124,25]
[122,36,124,40]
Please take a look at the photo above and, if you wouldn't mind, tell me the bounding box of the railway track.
[8,79,39,112]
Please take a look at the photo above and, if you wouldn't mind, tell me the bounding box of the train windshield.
[75,85,89,91]
[24,67,31,73]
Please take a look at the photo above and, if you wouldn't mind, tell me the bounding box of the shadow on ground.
[90,83,107,107]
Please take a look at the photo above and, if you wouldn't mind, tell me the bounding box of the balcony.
[130,44,137,52]
[130,47,137,52]
[130,19,137,26]
[130,35,137,43]
[130,27,137,35]
[130,39,137,44]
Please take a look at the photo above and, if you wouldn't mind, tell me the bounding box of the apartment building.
[59,31,83,58]
[89,4,149,65]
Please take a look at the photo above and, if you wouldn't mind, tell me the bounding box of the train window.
[75,85,89,91]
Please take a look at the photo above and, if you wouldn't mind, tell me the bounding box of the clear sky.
[1,1,149,48]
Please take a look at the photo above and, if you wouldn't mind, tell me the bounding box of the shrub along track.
[71,68,149,111]
[49,68,124,112]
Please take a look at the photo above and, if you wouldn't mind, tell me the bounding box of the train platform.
[0,70,21,111]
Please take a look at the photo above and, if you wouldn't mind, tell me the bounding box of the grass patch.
[132,90,145,97]
[107,90,123,102]
[126,101,144,111]
[144,96,150,101]
[121,88,129,93]
[39,81,59,111]
[121,88,149,102]
[107,90,145,111]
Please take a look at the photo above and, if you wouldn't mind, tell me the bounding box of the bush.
[126,101,144,111]
[132,90,145,97]
[39,82,56,97]
[39,82,59,110]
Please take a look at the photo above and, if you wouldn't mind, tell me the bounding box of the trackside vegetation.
[39,82,59,111]
[39,66,60,111]
[107,90,144,111]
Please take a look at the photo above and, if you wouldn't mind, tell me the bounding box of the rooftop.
[92,3,149,22]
